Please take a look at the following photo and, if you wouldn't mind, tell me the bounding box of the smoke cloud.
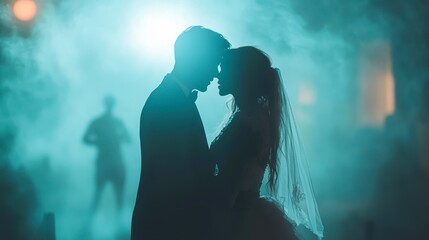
[1,0,427,239]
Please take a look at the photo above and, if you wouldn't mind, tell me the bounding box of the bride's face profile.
[217,59,238,96]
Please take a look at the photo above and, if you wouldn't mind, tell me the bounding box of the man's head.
[173,26,231,92]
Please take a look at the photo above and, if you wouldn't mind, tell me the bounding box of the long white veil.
[264,68,324,239]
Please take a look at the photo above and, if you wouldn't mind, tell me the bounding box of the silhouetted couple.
[132,26,323,240]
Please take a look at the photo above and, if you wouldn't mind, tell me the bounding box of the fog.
[1,0,428,239]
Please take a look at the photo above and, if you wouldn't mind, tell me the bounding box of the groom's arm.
[140,97,195,201]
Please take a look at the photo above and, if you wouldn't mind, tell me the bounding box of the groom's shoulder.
[143,81,184,109]
[147,85,176,104]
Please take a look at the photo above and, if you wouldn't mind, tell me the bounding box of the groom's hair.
[174,26,231,65]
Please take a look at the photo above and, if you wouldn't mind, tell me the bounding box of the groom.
[131,26,230,240]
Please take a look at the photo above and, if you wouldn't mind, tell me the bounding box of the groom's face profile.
[173,26,230,92]
[191,55,222,92]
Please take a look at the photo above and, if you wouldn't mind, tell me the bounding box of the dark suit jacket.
[132,75,214,240]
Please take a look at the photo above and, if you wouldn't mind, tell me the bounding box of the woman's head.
[218,46,284,190]
[218,47,278,109]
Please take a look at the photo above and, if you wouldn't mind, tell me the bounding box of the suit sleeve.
[139,95,195,203]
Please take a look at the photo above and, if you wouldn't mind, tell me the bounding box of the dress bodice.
[210,108,271,206]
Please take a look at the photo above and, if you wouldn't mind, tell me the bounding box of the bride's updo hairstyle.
[224,46,284,191]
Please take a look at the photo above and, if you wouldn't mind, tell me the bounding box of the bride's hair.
[225,46,284,192]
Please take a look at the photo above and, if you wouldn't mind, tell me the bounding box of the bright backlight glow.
[128,7,192,61]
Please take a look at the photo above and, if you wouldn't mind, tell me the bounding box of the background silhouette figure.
[83,95,130,214]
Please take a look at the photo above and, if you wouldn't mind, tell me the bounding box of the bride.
[210,46,324,240]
